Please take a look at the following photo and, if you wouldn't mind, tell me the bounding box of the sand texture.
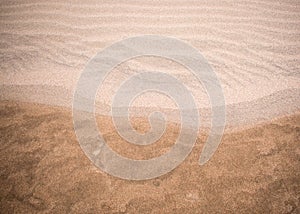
[1,0,300,127]
[1,0,300,213]
[0,101,299,213]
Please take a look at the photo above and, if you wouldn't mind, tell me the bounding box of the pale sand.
[0,0,300,128]
[0,101,299,213]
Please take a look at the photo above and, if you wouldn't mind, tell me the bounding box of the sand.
[1,0,300,127]
[0,101,299,213]
[1,0,300,212]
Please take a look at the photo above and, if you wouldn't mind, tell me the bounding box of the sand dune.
[1,0,300,212]
[1,0,300,129]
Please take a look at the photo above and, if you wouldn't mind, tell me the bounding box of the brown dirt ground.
[0,101,299,213]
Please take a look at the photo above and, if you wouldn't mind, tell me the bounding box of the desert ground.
[0,101,299,213]
[1,0,300,213]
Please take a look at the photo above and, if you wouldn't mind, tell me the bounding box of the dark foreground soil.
[0,101,299,213]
